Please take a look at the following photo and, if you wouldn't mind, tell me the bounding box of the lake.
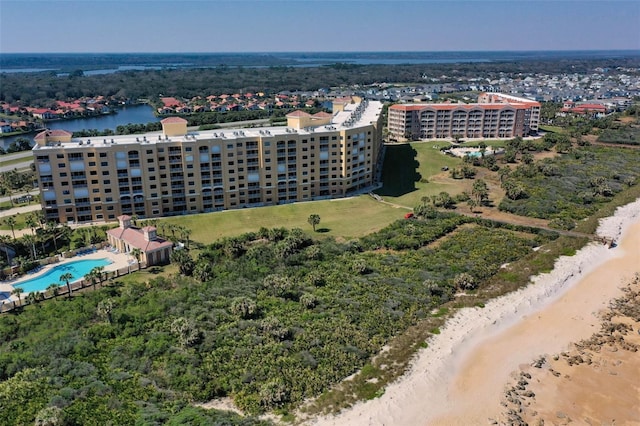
[1,104,158,148]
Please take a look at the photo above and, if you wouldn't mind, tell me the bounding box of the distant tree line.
[2,57,639,107]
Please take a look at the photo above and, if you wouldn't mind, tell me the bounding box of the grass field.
[375,142,466,208]
[539,125,565,134]
[157,195,406,244]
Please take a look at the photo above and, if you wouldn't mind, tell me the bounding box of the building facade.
[388,93,540,142]
[34,99,383,224]
[476,92,540,134]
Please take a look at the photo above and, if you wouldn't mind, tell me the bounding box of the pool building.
[106,215,173,266]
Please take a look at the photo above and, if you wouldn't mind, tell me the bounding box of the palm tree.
[11,287,23,307]
[180,227,192,249]
[4,216,17,240]
[22,234,37,260]
[307,214,321,232]
[84,270,98,291]
[25,214,38,236]
[91,266,105,289]
[46,283,60,298]
[1,183,13,208]
[472,179,489,205]
[25,292,37,305]
[59,272,74,299]
[131,248,142,270]
[157,222,166,237]
[0,234,13,266]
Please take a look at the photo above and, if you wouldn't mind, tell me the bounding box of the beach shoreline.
[307,198,640,426]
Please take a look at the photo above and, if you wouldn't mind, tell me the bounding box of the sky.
[1,0,639,53]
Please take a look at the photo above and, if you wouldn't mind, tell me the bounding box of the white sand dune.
[308,199,640,426]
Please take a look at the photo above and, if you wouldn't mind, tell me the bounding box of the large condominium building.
[34,99,383,224]
[477,92,541,134]
[387,93,540,142]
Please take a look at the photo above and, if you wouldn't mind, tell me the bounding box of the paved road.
[0,151,33,173]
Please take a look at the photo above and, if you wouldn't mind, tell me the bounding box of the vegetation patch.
[499,146,640,223]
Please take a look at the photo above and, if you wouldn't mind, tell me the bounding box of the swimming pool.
[13,258,112,293]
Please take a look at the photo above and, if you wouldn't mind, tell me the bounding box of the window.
[58,163,66,168]
[101,161,108,167]
[89,161,96,166]
[100,153,107,157]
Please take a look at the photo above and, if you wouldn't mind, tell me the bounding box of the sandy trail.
[308,199,640,426]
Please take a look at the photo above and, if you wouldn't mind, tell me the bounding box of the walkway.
[370,194,599,241]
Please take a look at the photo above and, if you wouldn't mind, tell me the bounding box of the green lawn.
[539,125,565,134]
[157,195,406,244]
[375,142,466,208]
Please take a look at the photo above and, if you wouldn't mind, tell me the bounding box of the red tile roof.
[34,129,73,140]
[161,97,182,108]
[391,103,526,112]
[286,110,310,118]
[107,226,173,253]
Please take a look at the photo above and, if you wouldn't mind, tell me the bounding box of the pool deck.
[447,147,503,157]
[0,249,131,303]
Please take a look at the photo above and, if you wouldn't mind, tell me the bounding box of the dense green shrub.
[499,146,640,220]
[0,222,552,422]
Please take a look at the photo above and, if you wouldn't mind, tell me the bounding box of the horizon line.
[2,49,640,55]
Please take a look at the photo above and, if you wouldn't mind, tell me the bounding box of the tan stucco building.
[34,99,384,224]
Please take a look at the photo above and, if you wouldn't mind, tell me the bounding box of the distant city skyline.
[1,0,639,54]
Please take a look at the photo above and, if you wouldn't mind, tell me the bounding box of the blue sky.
[1,0,639,53]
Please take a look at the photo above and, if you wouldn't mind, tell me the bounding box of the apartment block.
[388,93,540,142]
[33,99,383,224]
[477,92,541,134]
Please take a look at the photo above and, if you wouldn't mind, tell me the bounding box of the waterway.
[0,104,158,148]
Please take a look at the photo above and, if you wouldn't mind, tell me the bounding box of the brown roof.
[312,111,332,118]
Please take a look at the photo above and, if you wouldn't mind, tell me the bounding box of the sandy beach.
[308,199,640,426]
